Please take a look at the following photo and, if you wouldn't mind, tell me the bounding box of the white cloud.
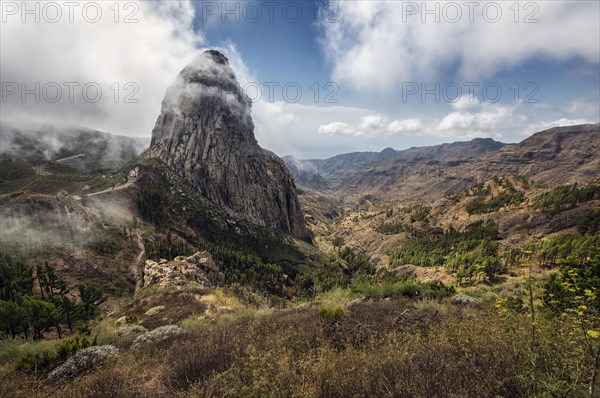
[388,118,423,133]
[433,101,523,139]
[521,118,594,136]
[535,99,600,119]
[316,99,520,141]
[320,1,600,92]
[253,102,374,157]
[318,122,356,136]
[358,114,387,132]
[451,96,480,111]
[315,99,525,141]
[1,1,202,136]
[319,115,422,137]
[560,100,599,118]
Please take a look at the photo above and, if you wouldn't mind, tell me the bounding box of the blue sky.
[2,0,599,158]
[198,1,329,87]
[194,0,600,157]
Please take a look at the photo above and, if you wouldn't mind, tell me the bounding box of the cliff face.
[146,50,307,239]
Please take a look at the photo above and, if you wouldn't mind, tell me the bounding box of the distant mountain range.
[284,123,600,203]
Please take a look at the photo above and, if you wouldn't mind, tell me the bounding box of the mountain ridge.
[285,123,600,202]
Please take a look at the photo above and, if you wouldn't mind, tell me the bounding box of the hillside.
[286,123,599,203]
[0,121,599,397]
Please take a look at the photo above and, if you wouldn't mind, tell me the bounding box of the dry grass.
[0,299,589,398]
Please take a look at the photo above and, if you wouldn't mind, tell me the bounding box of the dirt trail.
[55,153,85,163]
[86,181,135,197]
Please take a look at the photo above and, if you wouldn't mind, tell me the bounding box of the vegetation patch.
[131,325,185,348]
[47,345,118,383]
[533,182,600,214]
[352,276,455,300]
[466,177,525,214]
[389,219,503,283]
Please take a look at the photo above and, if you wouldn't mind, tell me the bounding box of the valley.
[0,52,598,397]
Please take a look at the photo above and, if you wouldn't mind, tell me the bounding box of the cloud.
[319,1,600,92]
[317,97,519,141]
[319,115,422,137]
[433,102,519,138]
[536,99,600,121]
[316,99,526,142]
[387,118,423,134]
[521,118,594,136]
[451,96,480,111]
[1,1,203,136]
[207,44,415,156]
[253,102,374,157]
[318,122,356,136]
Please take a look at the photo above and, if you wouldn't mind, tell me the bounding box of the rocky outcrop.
[143,251,224,289]
[146,50,307,238]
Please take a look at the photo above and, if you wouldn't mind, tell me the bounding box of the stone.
[145,305,165,316]
[142,251,224,289]
[146,50,307,239]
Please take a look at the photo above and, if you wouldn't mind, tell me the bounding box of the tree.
[78,284,106,320]
[23,295,60,340]
[0,255,33,302]
[58,295,77,334]
[0,300,26,337]
[332,236,345,254]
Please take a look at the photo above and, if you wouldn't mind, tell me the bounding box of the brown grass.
[0,299,589,398]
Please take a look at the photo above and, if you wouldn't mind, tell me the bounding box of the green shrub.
[14,334,95,376]
[318,287,359,309]
[14,339,57,375]
[180,315,210,331]
[55,335,95,363]
[15,349,56,376]
[410,204,431,222]
[319,306,347,323]
[0,337,27,365]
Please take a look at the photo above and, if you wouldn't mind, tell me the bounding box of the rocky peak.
[146,50,308,239]
[204,49,229,65]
